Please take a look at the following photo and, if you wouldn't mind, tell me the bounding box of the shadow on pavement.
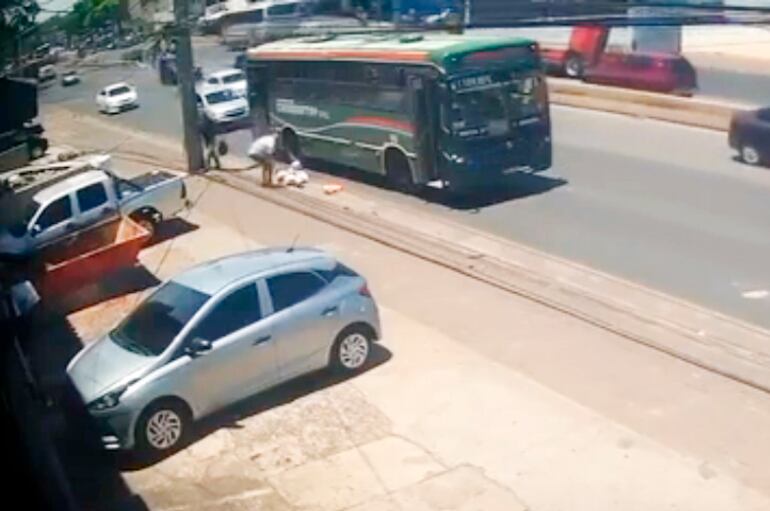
[42,264,160,316]
[10,305,149,511]
[144,217,200,249]
[119,343,393,470]
[302,157,567,210]
[419,171,568,211]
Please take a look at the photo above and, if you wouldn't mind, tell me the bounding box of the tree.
[0,0,40,64]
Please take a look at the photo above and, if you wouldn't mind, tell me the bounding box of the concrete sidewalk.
[42,105,770,511]
[68,171,770,511]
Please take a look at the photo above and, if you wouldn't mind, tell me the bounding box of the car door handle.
[322,306,338,317]
[253,335,271,346]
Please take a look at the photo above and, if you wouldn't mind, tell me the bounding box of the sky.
[37,0,78,21]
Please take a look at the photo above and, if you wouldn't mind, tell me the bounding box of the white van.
[220,0,308,49]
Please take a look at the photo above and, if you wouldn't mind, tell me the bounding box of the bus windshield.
[448,87,509,138]
[445,74,543,139]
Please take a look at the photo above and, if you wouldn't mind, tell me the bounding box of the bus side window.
[365,66,379,84]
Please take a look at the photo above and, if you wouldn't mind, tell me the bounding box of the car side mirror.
[186,337,212,356]
[30,224,42,236]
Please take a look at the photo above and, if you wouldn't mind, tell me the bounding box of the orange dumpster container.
[33,216,151,298]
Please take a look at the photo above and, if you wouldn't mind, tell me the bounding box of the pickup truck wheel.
[132,214,157,238]
[29,143,45,160]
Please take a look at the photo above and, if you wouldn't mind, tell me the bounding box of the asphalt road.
[39,48,770,328]
[697,66,770,105]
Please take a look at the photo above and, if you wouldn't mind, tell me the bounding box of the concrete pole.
[173,0,204,172]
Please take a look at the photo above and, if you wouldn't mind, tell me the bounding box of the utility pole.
[173,0,204,172]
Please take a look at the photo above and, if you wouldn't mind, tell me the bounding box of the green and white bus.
[247,33,551,191]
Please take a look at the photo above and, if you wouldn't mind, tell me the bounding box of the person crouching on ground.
[248,130,279,187]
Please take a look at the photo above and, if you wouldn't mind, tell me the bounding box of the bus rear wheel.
[385,149,416,193]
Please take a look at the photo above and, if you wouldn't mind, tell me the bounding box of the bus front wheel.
[385,149,416,193]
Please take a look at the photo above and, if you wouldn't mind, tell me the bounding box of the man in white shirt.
[248,131,278,187]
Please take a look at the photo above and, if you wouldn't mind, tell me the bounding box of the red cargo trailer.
[33,216,151,299]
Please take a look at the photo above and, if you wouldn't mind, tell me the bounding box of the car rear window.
[222,72,245,84]
[109,86,131,96]
[317,262,358,283]
[672,59,693,74]
[267,271,327,312]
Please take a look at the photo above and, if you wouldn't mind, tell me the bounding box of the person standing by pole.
[200,115,222,170]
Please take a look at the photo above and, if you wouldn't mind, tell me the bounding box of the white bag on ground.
[294,170,309,186]
[274,169,290,186]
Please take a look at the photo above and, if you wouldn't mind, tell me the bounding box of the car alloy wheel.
[339,332,370,370]
[741,145,761,166]
[145,409,183,450]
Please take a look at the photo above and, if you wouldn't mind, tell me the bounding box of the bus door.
[408,74,438,183]
[247,63,269,133]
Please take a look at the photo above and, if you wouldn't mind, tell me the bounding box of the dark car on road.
[729,107,770,167]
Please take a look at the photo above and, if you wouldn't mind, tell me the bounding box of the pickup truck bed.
[127,170,178,189]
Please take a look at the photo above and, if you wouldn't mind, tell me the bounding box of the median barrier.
[548,78,751,131]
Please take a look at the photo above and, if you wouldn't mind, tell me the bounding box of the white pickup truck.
[0,166,188,258]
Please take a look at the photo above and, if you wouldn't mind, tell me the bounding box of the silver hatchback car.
[67,248,381,454]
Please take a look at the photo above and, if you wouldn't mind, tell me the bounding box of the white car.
[96,82,139,114]
[195,85,249,124]
[204,69,247,97]
[38,64,57,82]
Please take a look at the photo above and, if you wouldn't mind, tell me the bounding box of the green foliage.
[68,0,120,33]
[0,0,40,37]
[0,0,39,61]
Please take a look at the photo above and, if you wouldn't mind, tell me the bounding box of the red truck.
[541,26,697,96]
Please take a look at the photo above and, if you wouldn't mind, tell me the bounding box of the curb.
[548,78,749,131]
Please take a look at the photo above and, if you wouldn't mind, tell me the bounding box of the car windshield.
[222,72,245,84]
[109,86,131,96]
[110,281,210,357]
[205,89,236,104]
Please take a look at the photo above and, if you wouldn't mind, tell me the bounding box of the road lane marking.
[742,289,769,300]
